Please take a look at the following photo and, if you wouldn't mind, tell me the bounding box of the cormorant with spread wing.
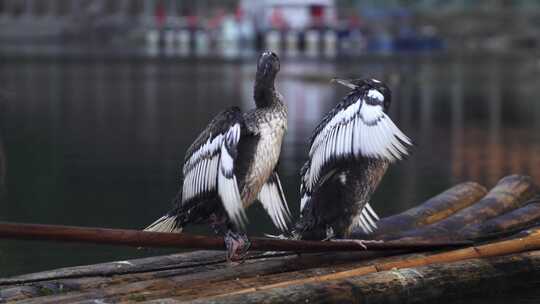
[145,51,290,260]
[292,78,412,241]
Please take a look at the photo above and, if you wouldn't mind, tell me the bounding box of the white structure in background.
[240,0,337,31]
[164,29,176,56]
[285,31,300,57]
[241,0,336,56]
[219,13,255,58]
[177,29,191,56]
[323,30,337,57]
[220,15,240,58]
[194,30,210,56]
[145,29,160,57]
[265,30,282,53]
[305,29,320,57]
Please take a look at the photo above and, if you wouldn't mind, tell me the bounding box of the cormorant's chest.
[255,116,286,162]
[249,112,286,174]
[239,108,287,204]
[245,108,287,162]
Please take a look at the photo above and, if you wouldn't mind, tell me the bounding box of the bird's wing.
[257,170,291,231]
[300,95,412,212]
[181,107,247,228]
[353,202,380,234]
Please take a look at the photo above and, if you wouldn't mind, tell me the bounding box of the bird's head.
[332,78,392,112]
[256,51,280,85]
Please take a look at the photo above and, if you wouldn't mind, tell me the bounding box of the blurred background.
[1,0,540,292]
[0,0,539,57]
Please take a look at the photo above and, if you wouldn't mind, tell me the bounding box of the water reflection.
[0,57,539,276]
[0,134,5,197]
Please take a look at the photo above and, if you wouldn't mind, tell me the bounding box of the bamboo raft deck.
[1,174,540,303]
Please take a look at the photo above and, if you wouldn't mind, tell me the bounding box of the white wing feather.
[304,97,412,193]
[182,123,246,228]
[258,173,291,231]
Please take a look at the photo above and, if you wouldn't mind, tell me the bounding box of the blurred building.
[241,0,337,30]
[0,0,539,57]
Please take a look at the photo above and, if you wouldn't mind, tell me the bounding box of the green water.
[0,56,539,301]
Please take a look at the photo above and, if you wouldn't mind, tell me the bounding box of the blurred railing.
[0,0,539,58]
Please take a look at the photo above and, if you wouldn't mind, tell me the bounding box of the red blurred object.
[235,7,244,21]
[270,7,288,29]
[310,5,324,18]
[208,9,225,29]
[310,5,324,27]
[349,13,363,28]
[187,15,198,28]
[155,2,166,28]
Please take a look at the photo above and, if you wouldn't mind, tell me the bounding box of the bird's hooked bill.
[331,78,357,89]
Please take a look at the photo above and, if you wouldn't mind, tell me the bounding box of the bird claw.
[225,231,251,263]
[330,239,384,250]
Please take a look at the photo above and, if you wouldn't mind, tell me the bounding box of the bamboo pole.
[353,181,487,238]
[0,222,470,253]
[215,227,540,299]
[193,251,540,304]
[0,175,537,303]
[460,199,540,239]
[387,175,537,240]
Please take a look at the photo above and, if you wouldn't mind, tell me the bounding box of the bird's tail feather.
[355,202,380,234]
[144,214,183,233]
[265,228,302,240]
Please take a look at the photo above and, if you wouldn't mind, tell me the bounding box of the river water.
[0,55,539,301]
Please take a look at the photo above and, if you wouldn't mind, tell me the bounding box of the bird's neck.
[254,81,280,108]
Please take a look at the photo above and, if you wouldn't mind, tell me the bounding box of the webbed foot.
[225,231,251,262]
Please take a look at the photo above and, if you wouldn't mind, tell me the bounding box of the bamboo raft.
[1,174,540,303]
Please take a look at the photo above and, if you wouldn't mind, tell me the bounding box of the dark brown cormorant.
[291,78,412,241]
[145,51,290,260]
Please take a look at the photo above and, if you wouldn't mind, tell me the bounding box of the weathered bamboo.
[0,179,493,288]
[200,227,540,303]
[460,199,540,239]
[9,226,540,303]
[0,221,470,254]
[388,175,537,240]
[190,250,540,304]
[0,175,538,303]
[352,181,487,238]
[0,251,411,303]
[0,250,226,286]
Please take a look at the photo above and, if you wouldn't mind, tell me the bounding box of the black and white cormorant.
[145,51,290,260]
[291,78,412,241]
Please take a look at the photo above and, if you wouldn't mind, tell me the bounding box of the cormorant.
[145,51,290,260]
[292,78,412,241]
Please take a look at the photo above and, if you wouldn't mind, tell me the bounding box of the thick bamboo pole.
[0,222,469,253]
[353,181,487,238]
[389,175,537,240]
[214,227,540,299]
[461,199,540,239]
[194,251,540,304]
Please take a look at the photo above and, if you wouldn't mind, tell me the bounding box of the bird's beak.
[331,78,357,89]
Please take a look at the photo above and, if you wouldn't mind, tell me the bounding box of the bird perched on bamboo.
[145,51,290,260]
[291,78,412,242]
